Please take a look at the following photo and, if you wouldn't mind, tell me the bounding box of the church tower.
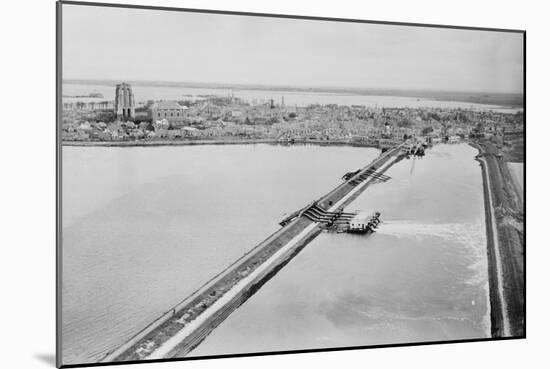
[115,82,135,120]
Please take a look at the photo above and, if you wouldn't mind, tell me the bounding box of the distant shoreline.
[63,79,524,108]
[62,139,277,147]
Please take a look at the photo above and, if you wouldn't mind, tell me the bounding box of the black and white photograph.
[56,1,525,367]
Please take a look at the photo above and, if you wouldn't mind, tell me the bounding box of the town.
[62,82,524,153]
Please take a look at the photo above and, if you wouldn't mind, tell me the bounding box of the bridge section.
[100,143,407,363]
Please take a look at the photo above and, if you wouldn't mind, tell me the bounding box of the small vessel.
[347,211,381,234]
[89,91,104,98]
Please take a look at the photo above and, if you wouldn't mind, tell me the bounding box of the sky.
[62,4,524,93]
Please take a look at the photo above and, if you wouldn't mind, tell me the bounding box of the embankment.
[62,139,278,147]
[62,138,381,149]
[100,145,403,363]
[472,141,525,338]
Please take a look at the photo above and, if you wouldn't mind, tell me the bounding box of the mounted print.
[56,1,525,367]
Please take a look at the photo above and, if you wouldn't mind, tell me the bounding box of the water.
[507,162,524,193]
[62,83,521,113]
[61,144,381,364]
[61,143,489,364]
[190,143,490,356]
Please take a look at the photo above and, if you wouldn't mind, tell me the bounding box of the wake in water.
[374,219,491,336]
[375,219,487,277]
[376,219,484,242]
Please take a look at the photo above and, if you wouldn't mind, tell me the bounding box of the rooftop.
[153,101,188,110]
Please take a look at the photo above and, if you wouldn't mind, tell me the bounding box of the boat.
[347,211,381,234]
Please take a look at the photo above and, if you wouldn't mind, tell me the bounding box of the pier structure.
[100,142,408,363]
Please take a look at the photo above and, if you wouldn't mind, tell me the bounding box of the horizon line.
[62,78,524,96]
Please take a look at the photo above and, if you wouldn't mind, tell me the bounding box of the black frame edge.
[59,336,524,369]
[522,30,526,339]
[56,1,63,367]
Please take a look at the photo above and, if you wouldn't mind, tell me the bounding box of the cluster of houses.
[62,89,524,146]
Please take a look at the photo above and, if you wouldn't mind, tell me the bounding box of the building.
[231,110,243,118]
[115,82,135,120]
[384,122,392,137]
[150,101,188,126]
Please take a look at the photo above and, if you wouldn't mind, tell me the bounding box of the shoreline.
[61,139,383,149]
[507,163,525,205]
[470,141,525,338]
[477,154,510,337]
[63,80,525,108]
[62,139,279,147]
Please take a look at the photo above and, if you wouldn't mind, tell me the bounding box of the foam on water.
[187,144,492,356]
[376,219,490,335]
[62,143,493,361]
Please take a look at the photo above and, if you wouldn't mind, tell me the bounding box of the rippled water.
[190,143,490,356]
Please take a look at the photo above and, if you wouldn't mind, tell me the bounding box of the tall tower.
[115,82,135,120]
[384,122,392,137]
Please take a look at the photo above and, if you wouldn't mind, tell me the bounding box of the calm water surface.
[62,144,381,364]
[190,143,490,356]
[62,143,489,364]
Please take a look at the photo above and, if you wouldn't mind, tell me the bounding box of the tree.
[144,122,155,132]
[474,122,484,133]
[428,112,441,121]
[397,119,413,128]
[421,126,434,136]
